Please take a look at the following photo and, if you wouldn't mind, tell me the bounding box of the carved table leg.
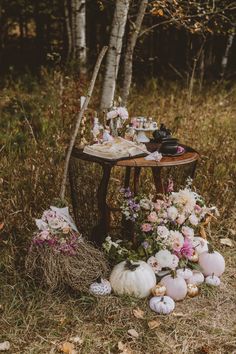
[134,167,141,195]
[152,167,165,195]
[91,164,112,246]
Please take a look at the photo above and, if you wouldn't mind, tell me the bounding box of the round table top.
[72,145,199,168]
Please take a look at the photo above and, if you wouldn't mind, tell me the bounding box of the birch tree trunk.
[121,0,148,104]
[221,30,235,77]
[100,0,130,110]
[64,0,72,62]
[74,0,87,74]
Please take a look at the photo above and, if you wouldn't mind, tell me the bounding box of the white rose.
[169,230,184,251]
[167,206,178,221]
[182,226,194,239]
[155,250,173,268]
[189,214,199,226]
[139,198,152,210]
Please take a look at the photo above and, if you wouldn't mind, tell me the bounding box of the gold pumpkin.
[189,250,199,263]
[151,284,167,297]
[187,283,199,297]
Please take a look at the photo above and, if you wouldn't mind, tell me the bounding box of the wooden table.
[69,145,199,246]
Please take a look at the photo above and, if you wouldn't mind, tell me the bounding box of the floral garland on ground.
[103,180,219,274]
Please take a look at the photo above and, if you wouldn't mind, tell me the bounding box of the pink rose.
[39,230,50,240]
[148,211,158,223]
[141,223,152,232]
[176,214,185,225]
[154,200,163,211]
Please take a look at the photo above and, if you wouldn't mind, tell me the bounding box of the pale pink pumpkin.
[160,274,187,301]
[198,245,225,277]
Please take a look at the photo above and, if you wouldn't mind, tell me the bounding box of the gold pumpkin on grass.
[187,284,199,297]
[152,284,167,297]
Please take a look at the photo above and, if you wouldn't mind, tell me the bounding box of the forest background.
[0,1,236,353]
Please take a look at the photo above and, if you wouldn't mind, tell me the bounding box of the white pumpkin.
[177,268,193,280]
[192,237,209,254]
[89,278,112,296]
[198,245,225,277]
[186,270,204,285]
[149,296,175,315]
[110,260,156,298]
[205,274,221,286]
[160,274,187,301]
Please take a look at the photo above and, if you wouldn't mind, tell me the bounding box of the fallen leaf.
[127,328,139,339]
[0,341,10,351]
[59,342,76,354]
[0,223,4,231]
[148,320,161,330]
[220,238,233,247]
[118,341,133,354]
[172,312,185,317]
[199,226,207,239]
[132,307,144,319]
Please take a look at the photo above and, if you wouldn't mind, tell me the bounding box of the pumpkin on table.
[110,260,156,298]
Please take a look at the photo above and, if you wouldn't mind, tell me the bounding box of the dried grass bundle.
[26,239,109,292]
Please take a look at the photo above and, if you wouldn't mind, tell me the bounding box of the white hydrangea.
[189,213,199,226]
[171,188,196,214]
[155,250,174,268]
[182,226,194,239]
[157,225,169,239]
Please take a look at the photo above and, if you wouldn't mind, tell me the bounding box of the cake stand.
[134,127,157,143]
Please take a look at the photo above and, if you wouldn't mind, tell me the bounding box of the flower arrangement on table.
[102,180,225,313]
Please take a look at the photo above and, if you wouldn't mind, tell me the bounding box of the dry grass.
[0,73,236,353]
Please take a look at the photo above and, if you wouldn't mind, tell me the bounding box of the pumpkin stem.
[95,276,102,283]
[207,244,214,254]
[161,296,164,302]
[171,269,177,278]
[125,259,140,271]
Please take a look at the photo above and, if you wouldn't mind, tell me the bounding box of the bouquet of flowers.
[106,106,129,136]
[103,181,218,274]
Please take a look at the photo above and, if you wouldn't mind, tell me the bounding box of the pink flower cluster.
[32,208,80,256]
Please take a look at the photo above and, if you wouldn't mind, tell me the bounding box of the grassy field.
[0,72,236,353]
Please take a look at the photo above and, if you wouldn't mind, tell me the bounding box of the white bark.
[74,0,87,73]
[100,0,130,110]
[121,0,148,104]
[221,30,235,77]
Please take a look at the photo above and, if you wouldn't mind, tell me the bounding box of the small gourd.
[187,283,199,297]
[198,244,225,277]
[186,270,204,285]
[205,274,221,286]
[110,260,156,298]
[160,272,187,301]
[151,284,166,296]
[89,277,112,296]
[177,268,193,280]
[149,296,175,315]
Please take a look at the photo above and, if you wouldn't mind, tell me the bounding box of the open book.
[83,138,148,160]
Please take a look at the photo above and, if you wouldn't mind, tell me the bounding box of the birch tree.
[121,0,148,104]
[100,0,130,110]
[66,0,87,73]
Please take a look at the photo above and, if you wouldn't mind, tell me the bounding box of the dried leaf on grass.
[118,341,134,354]
[0,341,10,351]
[59,342,77,354]
[220,238,233,247]
[172,312,185,317]
[0,223,4,231]
[132,307,144,319]
[148,320,161,330]
[127,329,139,338]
